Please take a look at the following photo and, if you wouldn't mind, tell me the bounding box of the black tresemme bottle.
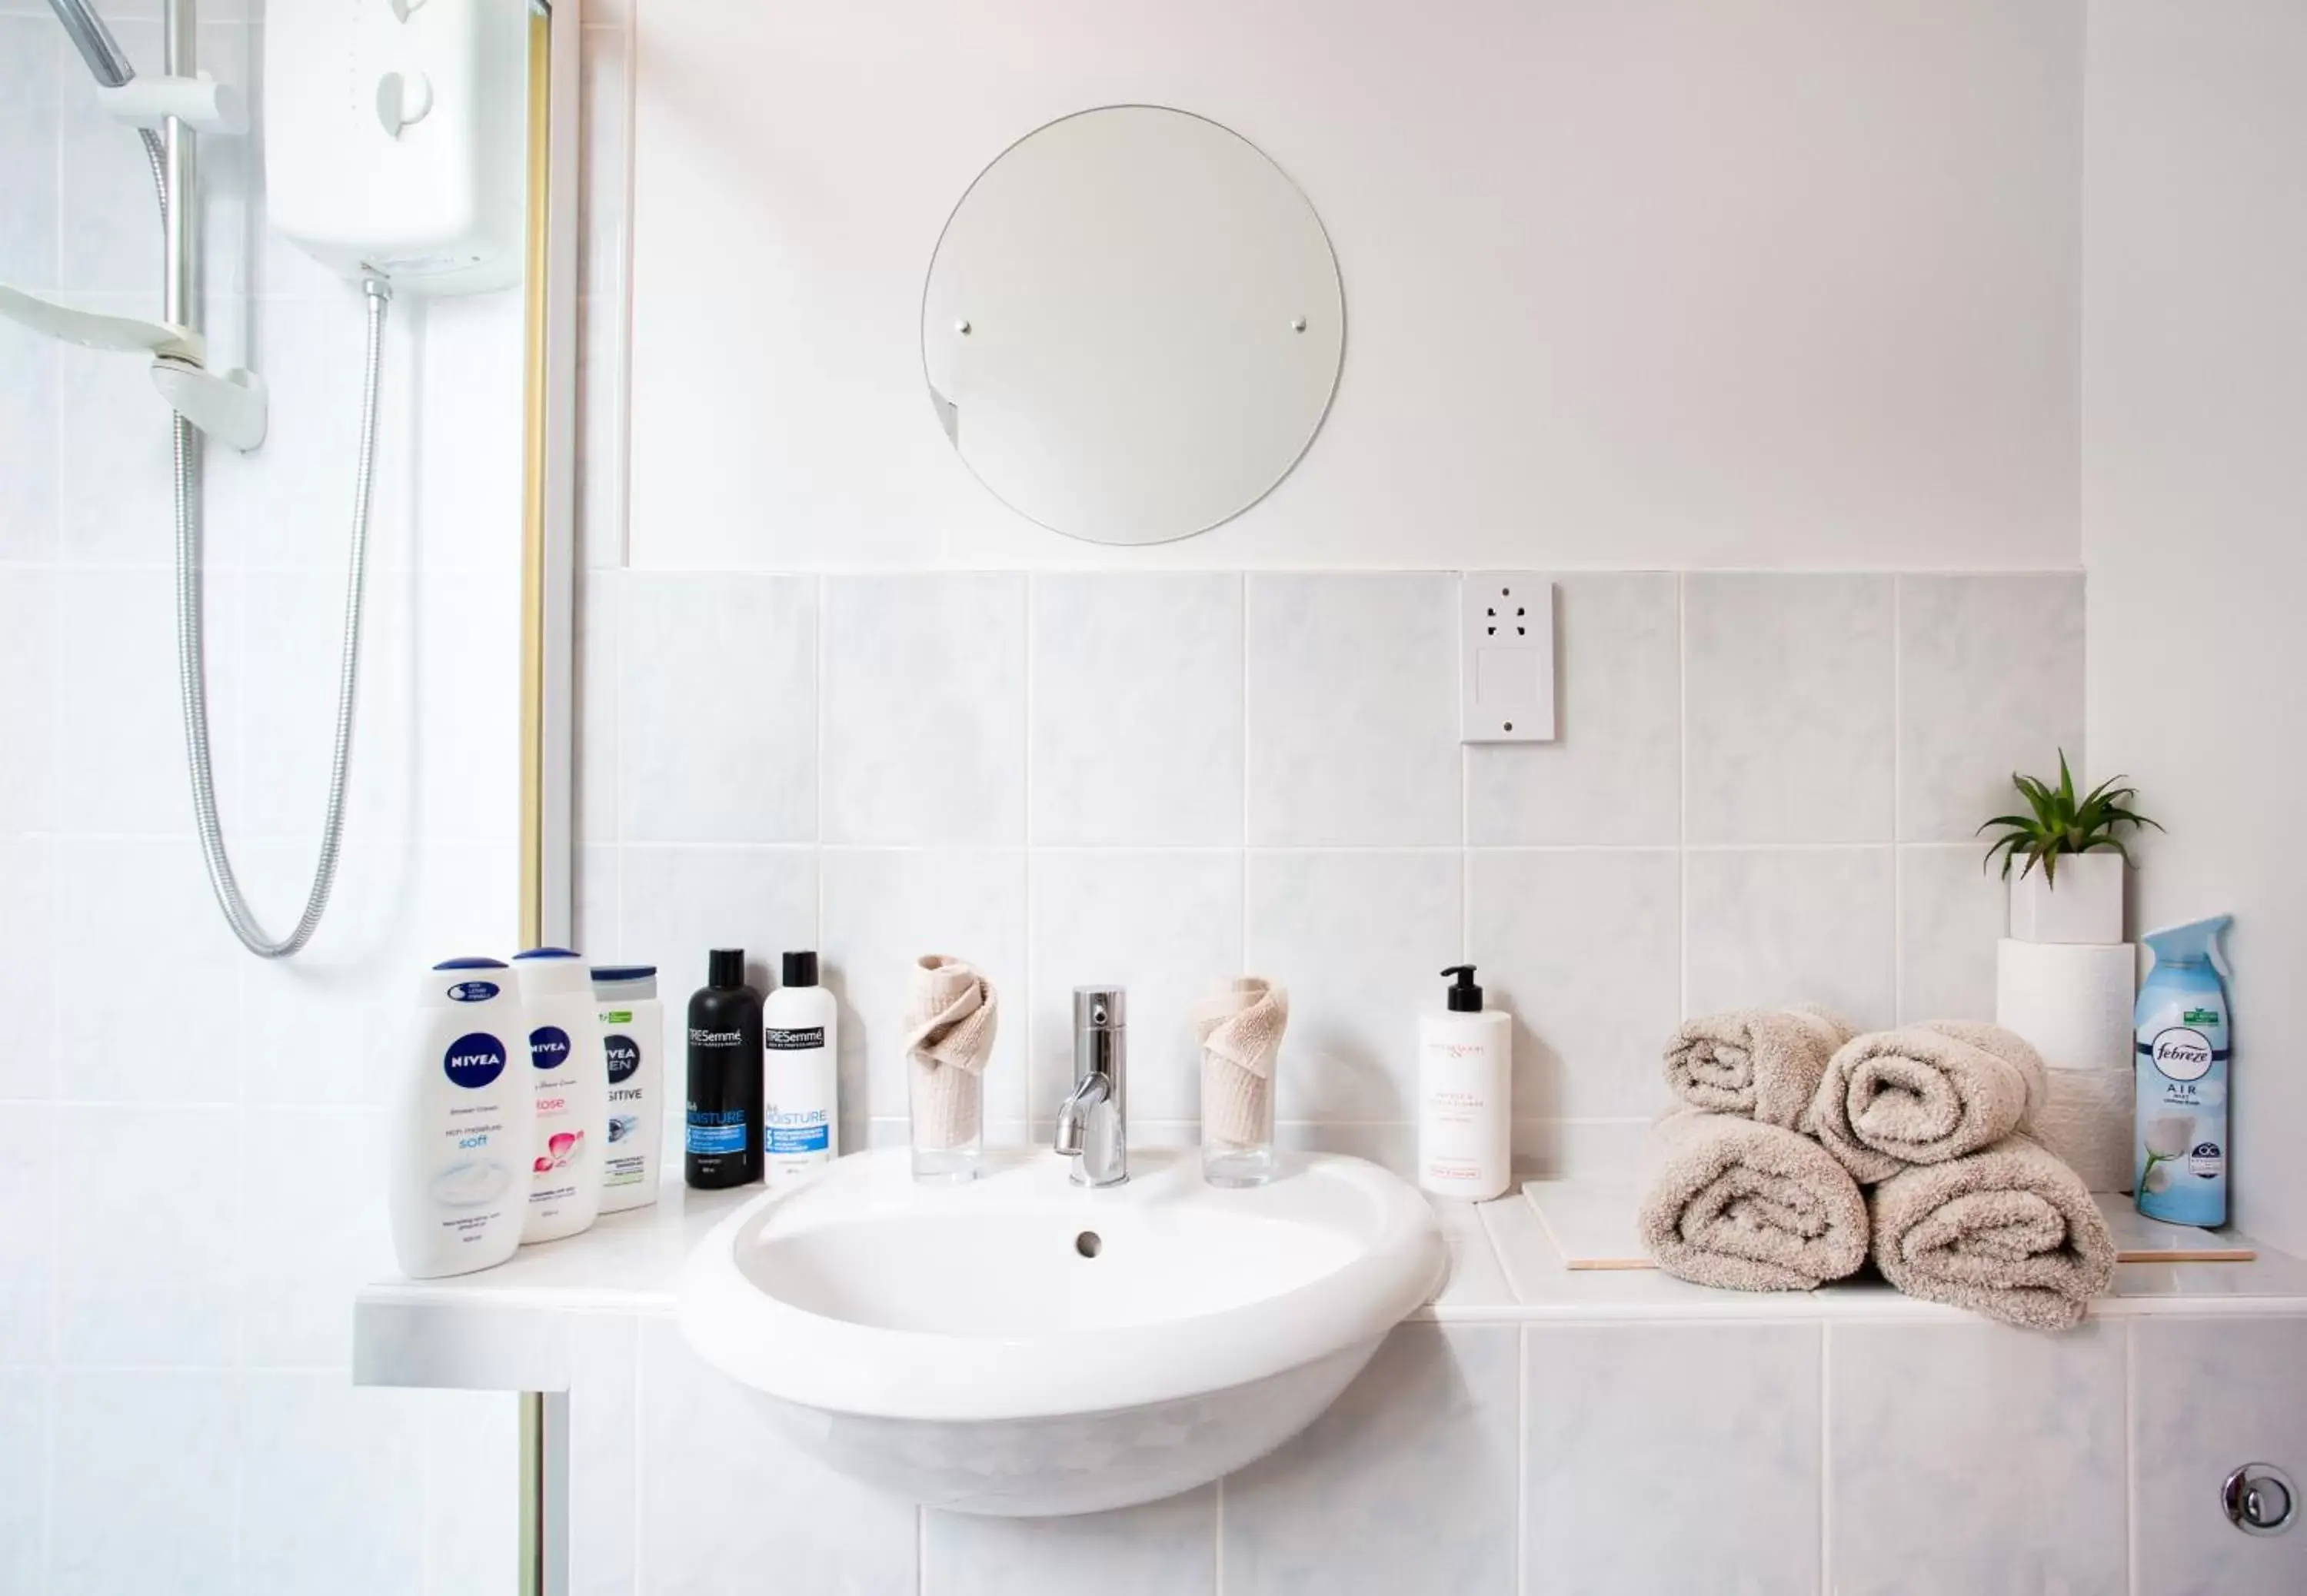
[686,948,763,1189]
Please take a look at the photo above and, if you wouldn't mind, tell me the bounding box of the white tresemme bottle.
[763,950,838,1190]
[591,963,664,1214]
[388,959,530,1278]
[513,948,609,1244]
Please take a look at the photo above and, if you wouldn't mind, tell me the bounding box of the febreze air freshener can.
[2135,915,2234,1226]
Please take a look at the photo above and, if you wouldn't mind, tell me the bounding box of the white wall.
[2082,0,2307,1258]
[627,0,2086,572]
[0,5,522,1592]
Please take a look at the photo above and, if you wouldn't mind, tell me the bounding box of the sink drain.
[1074,1231,1102,1259]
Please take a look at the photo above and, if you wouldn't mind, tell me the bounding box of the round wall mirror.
[921,106,1345,546]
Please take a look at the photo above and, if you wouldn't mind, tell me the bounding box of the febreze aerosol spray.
[2134,915,2234,1226]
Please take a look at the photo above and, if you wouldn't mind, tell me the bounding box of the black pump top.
[707,948,746,988]
[781,950,819,988]
[1441,964,1484,1013]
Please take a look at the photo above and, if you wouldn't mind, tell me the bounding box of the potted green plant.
[1979,751,2160,944]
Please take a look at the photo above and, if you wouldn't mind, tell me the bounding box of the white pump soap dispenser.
[1418,965,1512,1200]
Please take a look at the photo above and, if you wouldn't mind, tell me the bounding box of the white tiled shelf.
[355,1169,2307,1392]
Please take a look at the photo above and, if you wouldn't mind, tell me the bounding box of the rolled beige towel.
[1869,1134,2116,1332]
[901,956,999,1151]
[1637,1109,1870,1292]
[1192,977,1287,1145]
[1663,1006,1856,1129]
[1811,1021,2048,1183]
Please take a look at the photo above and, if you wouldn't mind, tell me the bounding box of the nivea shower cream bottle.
[2135,914,2234,1226]
[388,959,530,1278]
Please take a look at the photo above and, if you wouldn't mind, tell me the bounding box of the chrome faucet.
[1054,986,1127,1186]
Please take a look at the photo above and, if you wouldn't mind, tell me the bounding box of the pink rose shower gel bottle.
[513,949,611,1244]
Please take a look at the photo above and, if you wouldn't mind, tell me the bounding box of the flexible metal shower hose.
[141,128,387,958]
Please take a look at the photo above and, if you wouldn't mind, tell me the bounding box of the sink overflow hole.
[1075,1231,1102,1259]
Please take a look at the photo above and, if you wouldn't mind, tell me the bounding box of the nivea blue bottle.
[2134,915,2234,1226]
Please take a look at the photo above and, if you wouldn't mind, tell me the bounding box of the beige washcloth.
[1663,1006,1856,1129]
[901,956,1000,1150]
[1869,1134,2116,1332]
[1636,1109,1870,1292]
[1191,978,1288,1145]
[1811,1022,2049,1184]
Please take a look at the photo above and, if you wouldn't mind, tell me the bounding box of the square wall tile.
[1029,850,1243,1124]
[0,1369,44,1594]
[1526,1323,1821,1594]
[1029,573,1243,846]
[821,574,1026,845]
[0,567,53,832]
[638,1319,917,1595]
[820,848,1027,1135]
[0,324,56,561]
[0,838,54,1100]
[1467,574,1679,845]
[0,1101,51,1362]
[1685,846,1896,1029]
[238,1108,393,1367]
[54,1104,240,1367]
[53,566,210,835]
[0,18,58,290]
[1467,849,1679,1122]
[1245,850,1462,1122]
[2134,1317,2307,1596]
[618,573,815,843]
[1246,573,1460,846]
[575,570,618,843]
[53,836,243,1101]
[49,1368,237,1596]
[1898,844,2006,1023]
[1827,1320,2126,1595]
[1223,1324,1517,1596]
[614,844,818,999]
[238,1375,426,1596]
[1898,573,2085,843]
[927,1485,1216,1596]
[1684,574,1894,843]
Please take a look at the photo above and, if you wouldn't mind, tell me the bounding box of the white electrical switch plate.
[1460,574,1555,743]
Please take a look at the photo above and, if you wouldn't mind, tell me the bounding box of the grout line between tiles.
[1818,1323,1832,1592]
[2123,1320,2139,1596]
[1213,1474,1226,1595]
[916,1501,929,1595]
[1676,574,1689,1019]
[1891,577,1905,1022]
[1514,1325,1528,1596]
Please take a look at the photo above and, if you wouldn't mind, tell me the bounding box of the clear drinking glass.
[1200,1054,1277,1188]
[910,1062,983,1184]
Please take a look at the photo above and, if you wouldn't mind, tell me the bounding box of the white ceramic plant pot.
[2008,850,2126,945]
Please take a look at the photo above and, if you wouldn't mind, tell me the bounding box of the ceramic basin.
[676,1145,1446,1516]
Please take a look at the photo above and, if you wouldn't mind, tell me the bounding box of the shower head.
[48,0,136,89]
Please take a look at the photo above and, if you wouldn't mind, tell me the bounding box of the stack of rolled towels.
[1641,1006,2116,1332]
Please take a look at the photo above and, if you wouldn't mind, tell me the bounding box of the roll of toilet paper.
[1996,939,2136,1191]
[2032,1063,2136,1192]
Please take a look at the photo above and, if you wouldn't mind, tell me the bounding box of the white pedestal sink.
[677,1145,1446,1516]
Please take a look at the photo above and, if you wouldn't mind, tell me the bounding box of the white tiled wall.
[555,1308,2307,1596]
[573,565,2086,1172]
[0,5,522,1593]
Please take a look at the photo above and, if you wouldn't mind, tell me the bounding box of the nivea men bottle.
[686,949,763,1189]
